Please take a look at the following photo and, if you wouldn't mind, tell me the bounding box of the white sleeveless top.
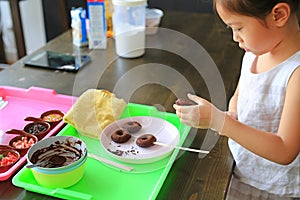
[228,51,300,197]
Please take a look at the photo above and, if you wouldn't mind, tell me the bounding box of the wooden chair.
[8,0,26,59]
[0,0,26,64]
[0,31,6,64]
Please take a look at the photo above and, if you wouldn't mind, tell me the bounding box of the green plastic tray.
[12,103,191,200]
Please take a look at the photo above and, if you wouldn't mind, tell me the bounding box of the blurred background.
[0,0,215,64]
[0,0,299,64]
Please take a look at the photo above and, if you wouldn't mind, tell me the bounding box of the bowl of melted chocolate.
[26,136,87,188]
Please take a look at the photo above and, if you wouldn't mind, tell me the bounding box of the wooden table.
[0,11,244,200]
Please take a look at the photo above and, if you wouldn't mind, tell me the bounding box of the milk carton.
[71,7,88,47]
[87,0,107,49]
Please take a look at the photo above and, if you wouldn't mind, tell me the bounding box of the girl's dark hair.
[213,0,299,19]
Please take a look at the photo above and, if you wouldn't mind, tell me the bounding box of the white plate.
[100,116,180,164]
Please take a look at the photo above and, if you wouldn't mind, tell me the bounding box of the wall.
[0,0,46,63]
[42,0,86,41]
[148,0,213,13]
[20,0,46,54]
[1,0,299,63]
[0,1,17,63]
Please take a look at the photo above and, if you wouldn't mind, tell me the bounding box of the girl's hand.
[173,93,226,131]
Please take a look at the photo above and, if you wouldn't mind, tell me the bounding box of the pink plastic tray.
[0,86,75,181]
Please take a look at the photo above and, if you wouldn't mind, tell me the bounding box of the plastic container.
[146,8,164,35]
[30,158,86,188]
[113,0,147,58]
[105,0,114,38]
[26,136,87,188]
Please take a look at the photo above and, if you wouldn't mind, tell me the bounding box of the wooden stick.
[153,142,209,154]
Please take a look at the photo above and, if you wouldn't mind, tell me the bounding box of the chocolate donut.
[136,134,157,148]
[111,129,131,143]
[122,121,142,133]
[175,98,197,106]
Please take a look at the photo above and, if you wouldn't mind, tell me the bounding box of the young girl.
[173,0,300,199]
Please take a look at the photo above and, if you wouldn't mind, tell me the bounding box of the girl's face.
[216,3,282,55]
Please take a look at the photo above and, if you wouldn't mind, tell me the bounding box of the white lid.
[113,0,147,6]
[146,8,164,19]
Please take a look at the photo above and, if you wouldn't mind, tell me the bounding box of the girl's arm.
[173,68,300,165]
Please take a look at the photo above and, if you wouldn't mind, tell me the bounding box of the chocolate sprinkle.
[107,145,140,157]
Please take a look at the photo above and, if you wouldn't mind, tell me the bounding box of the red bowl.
[24,110,64,128]
[40,110,64,126]
[23,121,51,140]
[8,134,38,157]
[0,149,20,173]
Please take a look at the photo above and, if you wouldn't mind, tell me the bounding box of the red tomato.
[0,152,18,166]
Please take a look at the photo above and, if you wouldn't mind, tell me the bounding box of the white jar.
[112,0,147,58]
